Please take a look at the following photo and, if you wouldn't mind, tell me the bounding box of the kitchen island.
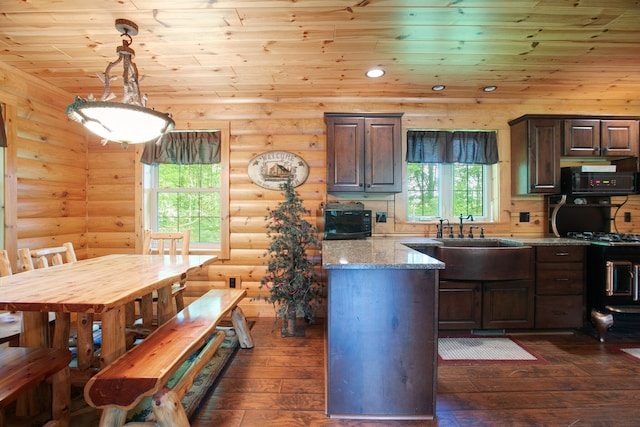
[322,238,444,420]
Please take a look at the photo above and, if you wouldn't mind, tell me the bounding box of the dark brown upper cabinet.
[510,117,562,195]
[325,113,403,193]
[564,119,639,158]
[511,115,640,195]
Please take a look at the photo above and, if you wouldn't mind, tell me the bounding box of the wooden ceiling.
[2,0,640,102]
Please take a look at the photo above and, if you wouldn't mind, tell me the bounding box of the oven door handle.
[606,261,614,296]
[634,264,640,301]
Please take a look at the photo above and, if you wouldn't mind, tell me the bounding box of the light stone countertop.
[322,238,445,270]
[322,236,590,270]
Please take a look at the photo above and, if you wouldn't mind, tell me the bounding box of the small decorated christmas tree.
[259,176,322,336]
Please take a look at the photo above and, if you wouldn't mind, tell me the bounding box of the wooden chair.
[0,250,20,347]
[8,244,76,419]
[138,229,191,328]
[18,242,77,271]
[16,243,80,352]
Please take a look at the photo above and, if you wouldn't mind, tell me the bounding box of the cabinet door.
[483,280,535,329]
[601,120,639,157]
[326,116,365,192]
[364,116,402,192]
[438,280,482,330]
[563,119,600,156]
[526,119,562,193]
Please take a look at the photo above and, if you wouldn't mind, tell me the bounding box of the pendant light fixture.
[66,19,174,148]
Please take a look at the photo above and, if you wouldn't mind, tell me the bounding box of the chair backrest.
[143,229,190,256]
[0,250,13,277]
[18,242,77,271]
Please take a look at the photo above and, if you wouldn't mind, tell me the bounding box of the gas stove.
[566,232,640,246]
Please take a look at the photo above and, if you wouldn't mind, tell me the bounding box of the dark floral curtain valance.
[406,130,498,164]
[140,131,220,165]
[0,105,7,148]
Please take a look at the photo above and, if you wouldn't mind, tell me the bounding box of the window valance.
[140,131,220,165]
[406,130,498,164]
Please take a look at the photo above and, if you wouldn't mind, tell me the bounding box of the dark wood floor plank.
[7,316,640,426]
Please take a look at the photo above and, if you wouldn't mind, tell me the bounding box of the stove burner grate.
[566,231,640,245]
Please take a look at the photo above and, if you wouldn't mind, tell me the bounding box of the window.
[405,129,498,223]
[145,164,222,246]
[141,125,230,257]
[407,163,492,221]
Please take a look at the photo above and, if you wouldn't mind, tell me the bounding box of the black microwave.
[561,167,639,196]
[323,209,372,240]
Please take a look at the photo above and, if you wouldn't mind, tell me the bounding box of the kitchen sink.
[407,239,533,281]
[435,238,523,247]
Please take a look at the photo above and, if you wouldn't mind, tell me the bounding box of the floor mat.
[438,336,544,364]
[620,347,640,361]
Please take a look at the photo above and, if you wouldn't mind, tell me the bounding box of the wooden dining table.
[0,254,217,379]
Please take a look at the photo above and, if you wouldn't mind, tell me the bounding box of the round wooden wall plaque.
[248,151,309,190]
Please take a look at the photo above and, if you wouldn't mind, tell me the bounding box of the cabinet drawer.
[536,246,584,263]
[536,263,584,295]
[535,295,584,328]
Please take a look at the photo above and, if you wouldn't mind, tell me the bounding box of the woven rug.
[438,337,543,364]
[127,325,247,423]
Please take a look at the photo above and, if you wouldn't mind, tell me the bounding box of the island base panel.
[326,268,438,419]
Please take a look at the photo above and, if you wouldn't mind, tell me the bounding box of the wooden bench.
[84,288,254,427]
[0,347,72,427]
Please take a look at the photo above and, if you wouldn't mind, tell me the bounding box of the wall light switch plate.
[519,212,530,222]
[376,212,387,223]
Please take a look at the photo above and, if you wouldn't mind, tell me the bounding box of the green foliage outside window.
[408,163,485,220]
[156,164,222,243]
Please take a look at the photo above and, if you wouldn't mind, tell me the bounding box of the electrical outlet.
[227,276,241,288]
[376,212,387,223]
[624,212,632,222]
[519,212,530,223]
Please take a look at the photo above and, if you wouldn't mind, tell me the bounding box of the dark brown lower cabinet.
[326,268,438,420]
[439,280,481,329]
[534,246,585,328]
[483,280,535,329]
[439,279,535,330]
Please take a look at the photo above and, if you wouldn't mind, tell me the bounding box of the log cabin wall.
[0,61,88,273]
[3,62,640,316]
[88,99,640,317]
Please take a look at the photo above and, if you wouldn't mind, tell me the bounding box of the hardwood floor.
[9,316,640,426]
[192,316,640,427]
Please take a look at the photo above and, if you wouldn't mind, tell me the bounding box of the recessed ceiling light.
[483,85,497,92]
[432,85,446,91]
[366,68,385,78]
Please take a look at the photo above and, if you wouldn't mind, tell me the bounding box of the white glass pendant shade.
[67,99,174,145]
[66,19,174,148]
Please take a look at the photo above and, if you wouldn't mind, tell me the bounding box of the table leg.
[20,311,48,347]
[76,313,95,371]
[140,293,154,328]
[99,306,126,368]
[17,312,49,416]
[53,312,70,350]
[156,285,175,326]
